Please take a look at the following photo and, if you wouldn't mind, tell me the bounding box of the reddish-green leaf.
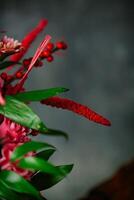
[11,141,55,162]
[13,87,69,102]
[0,95,47,132]
[31,164,73,190]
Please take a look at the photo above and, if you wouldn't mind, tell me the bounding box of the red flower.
[0,143,33,179]
[0,117,30,144]
[41,96,111,126]
[0,35,22,54]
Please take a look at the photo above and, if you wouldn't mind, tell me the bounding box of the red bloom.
[0,35,22,54]
[0,117,30,144]
[41,96,111,126]
[10,19,48,63]
[0,143,33,179]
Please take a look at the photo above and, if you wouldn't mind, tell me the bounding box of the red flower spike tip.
[10,19,48,63]
[41,96,111,126]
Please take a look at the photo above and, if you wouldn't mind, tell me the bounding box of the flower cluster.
[0,19,111,190]
[0,35,22,55]
[0,23,70,180]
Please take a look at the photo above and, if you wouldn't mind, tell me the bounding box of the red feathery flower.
[41,96,111,126]
[0,143,34,179]
[10,19,48,62]
[0,117,30,144]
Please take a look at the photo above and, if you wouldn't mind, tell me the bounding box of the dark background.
[0,0,134,199]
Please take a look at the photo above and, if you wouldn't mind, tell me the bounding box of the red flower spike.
[47,55,54,62]
[41,96,111,126]
[10,19,48,63]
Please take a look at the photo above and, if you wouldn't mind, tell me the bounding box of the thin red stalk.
[41,96,111,126]
[10,19,48,63]
[13,35,51,93]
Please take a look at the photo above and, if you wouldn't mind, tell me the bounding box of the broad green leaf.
[0,95,47,132]
[36,149,56,160]
[0,179,21,200]
[0,61,17,70]
[31,164,73,190]
[42,128,69,140]
[13,87,69,102]
[0,170,42,200]
[11,141,55,162]
[19,157,63,176]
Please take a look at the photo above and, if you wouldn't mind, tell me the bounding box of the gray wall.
[0,0,134,199]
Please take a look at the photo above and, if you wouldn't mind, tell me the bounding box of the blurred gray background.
[0,0,134,199]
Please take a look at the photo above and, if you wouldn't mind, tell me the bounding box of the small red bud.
[1,72,7,80]
[16,71,23,79]
[6,75,13,82]
[34,60,43,67]
[62,42,67,49]
[46,42,54,51]
[47,55,54,62]
[56,41,67,50]
[23,58,32,68]
[31,130,39,136]
[43,50,51,58]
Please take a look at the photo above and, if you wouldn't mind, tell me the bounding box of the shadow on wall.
[79,159,134,200]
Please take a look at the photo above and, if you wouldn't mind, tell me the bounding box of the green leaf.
[31,164,74,190]
[0,95,47,132]
[0,170,43,200]
[0,51,18,62]
[18,157,63,176]
[36,149,56,160]
[0,179,21,200]
[42,128,69,140]
[0,61,17,70]
[13,87,69,102]
[11,141,55,162]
